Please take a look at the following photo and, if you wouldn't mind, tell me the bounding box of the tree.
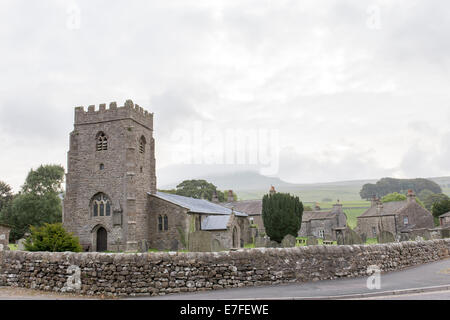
[423,193,450,211]
[360,178,442,200]
[0,164,65,241]
[160,179,237,202]
[381,192,425,208]
[22,164,65,195]
[418,189,434,202]
[0,181,13,213]
[381,192,407,203]
[24,223,82,252]
[432,199,450,225]
[262,192,303,243]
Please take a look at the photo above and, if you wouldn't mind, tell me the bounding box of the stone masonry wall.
[0,239,449,297]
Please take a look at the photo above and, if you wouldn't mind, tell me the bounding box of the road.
[133,258,450,300]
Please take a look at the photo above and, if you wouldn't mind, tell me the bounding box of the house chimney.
[407,189,416,203]
[333,200,343,211]
[227,190,234,202]
[212,190,219,203]
[269,185,276,195]
[371,196,378,207]
[376,202,383,215]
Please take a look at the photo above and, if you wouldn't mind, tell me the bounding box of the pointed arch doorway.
[96,227,107,252]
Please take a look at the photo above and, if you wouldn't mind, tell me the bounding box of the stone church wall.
[0,239,449,297]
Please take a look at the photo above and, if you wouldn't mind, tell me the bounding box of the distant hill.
[158,165,450,202]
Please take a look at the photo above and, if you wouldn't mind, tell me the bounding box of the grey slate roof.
[150,192,248,217]
[358,201,407,218]
[201,215,231,231]
[440,212,450,218]
[223,200,262,216]
[302,205,344,222]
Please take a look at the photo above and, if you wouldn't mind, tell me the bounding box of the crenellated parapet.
[74,99,153,130]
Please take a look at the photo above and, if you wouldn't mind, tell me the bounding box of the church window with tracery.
[92,193,111,217]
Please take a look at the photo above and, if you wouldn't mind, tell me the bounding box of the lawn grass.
[365,238,378,245]
[8,244,18,251]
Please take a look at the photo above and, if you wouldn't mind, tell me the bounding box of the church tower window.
[139,136,146,154]
[92,193,111,217]
[96,132,108,151]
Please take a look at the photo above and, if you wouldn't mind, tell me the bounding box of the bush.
[24,223,82,252]
[262,192,303,243]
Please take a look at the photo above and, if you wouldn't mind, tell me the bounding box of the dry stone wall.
[0,239,449,297]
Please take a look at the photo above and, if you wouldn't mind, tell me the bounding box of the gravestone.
[188,231,212,252]
[306,236,318,246]
[336,232,344,245]
[281,234,296,248]
[17,238,27,251]
[170,239,179,251]
[255,236,268,248]
[360,233,367,244]
[211,239,224,252]
[138,239,149,253]
[267,240,282,248]
[377,231,395,244]
[343,228,363,245]
[399,233,410,242]
[441,228,450,239]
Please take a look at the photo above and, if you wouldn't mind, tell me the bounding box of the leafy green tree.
[418,189,434,202]
[22,164,65,195]
[432,199,450,225]
[423,193,450,211]
[160,180,237,202]
[381,192,425,207]
[24,223,82,252]
[0,164,64,241]
[262,192,303,243]
[0,181,13,213]
[360,178,442,200]
[381,192,407,203]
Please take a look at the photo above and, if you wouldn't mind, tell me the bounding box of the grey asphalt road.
[356,290,450,300]
[132,258,450,300]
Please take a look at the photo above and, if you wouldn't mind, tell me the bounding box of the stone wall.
[0,239,449,297]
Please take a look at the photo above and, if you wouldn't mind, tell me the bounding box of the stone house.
[223,199,264,235]
[223,186,280,236]
[439,212,450,227]
[148,191,250,251]
[63,100,250,252]
[0,224,11,251]
[355,190,434,239]
[298,203,347,240]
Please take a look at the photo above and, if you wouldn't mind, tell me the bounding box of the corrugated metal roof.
[149,192,248,216]
[201,215,230,230]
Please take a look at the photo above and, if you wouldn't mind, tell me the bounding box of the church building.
[63,100,250,252]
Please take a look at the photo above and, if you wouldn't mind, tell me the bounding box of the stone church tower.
[63,100,156,252]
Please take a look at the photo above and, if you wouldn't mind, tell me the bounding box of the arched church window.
[96,132,108,151]
[92,193,111,217]
[139,136,146,154]
[163,215,168,231]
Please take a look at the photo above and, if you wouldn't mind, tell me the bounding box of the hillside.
[158,166,450,202]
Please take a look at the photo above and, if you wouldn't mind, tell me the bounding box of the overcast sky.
[1,0,450,192]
